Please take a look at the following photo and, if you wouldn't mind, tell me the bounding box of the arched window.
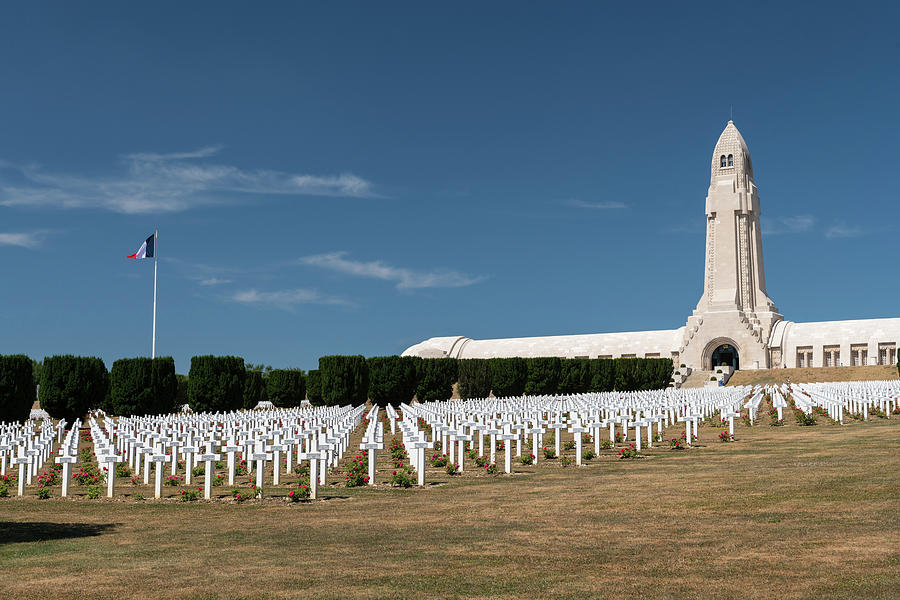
[727,154,734,166]
[720,155,727,167]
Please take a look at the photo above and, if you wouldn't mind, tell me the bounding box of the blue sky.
[1,2,898,373]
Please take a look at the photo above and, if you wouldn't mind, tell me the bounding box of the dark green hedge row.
[39,355,108,422]
[0,355,35,423]
[319,355,368,406]
[344,355,672,405]
[267,369,306,408]
[306,369,323,404]
[19,351,675,419]
[367,356,417,407]
[187,355,246,413]
[454,357,670,398]
[107,357,177,417]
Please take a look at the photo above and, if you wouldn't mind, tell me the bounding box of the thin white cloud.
[230,288,350,309]
[762,215,815,235]
[199,277,232,286]
[825,223,863,239]
[0,147,379,214]
[567,199,627,210]
[299,251,485,289]
[0,231,47,248]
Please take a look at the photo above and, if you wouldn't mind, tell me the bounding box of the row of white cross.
[7,379,898,498]
[786,380,899,422]
[372,387,749,486]
[741,381,899,425]
[0,418,66,496]
[41,404,366,499]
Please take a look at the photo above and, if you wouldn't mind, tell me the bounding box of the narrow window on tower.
[720,155,727,167]
[727,154,734,166]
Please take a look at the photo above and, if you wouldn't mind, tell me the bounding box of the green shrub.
[343,454,369,487]
[175,374,189,408]
[40,356,108,422]
[150,357,177,414]
[490,358,527,397]
[559,358,592,394]
[242,370,267,409]
[108,357,176,416]
[267,369,306,407]
[187,356,246,413]
[589,359,615,392]
[390,465,415,488]
[525,357,561,396]
[86,486,101,499]
[180,489,200,502]
[319,355,368,406]
[109,358,152,416]
[0,354,35,423]
[613,358,672,391]
[414,358,457,402]
[457,359,492,399]
[305,369,323,404]
[367,356,418,406]
[613,358,641,391]
[795,411,817,426]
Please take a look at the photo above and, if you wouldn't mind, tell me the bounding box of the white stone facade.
[402,122,900,371]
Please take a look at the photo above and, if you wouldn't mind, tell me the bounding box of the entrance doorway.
[711,344,739,370]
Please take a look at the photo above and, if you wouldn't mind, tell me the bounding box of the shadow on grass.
[0,521,118,545]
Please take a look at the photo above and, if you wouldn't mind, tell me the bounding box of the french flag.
[128,234,155,259]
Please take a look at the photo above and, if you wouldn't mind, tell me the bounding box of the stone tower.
[679,121,783,370]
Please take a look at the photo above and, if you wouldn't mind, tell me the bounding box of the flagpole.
[152,229,158,359]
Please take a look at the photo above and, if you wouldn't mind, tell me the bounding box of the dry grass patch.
[1,420,899,599]
[728,365,898,386]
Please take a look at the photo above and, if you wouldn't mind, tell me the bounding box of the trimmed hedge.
[525,357,561,396]
[108,357,176,416]
[319,355,368,406]
[415,357,457,402]
[457,359,492,399]
[267,369,306,408]
[490,358,527,397]
[613,358,673,391]
[187,356,246,413]
[306,369,322,404]
[175,374,189,408]
[243,370,267,409]
[0,355,35,423]
[559,358,592,394]
[39,355,108,422]
[367,356,418,407]
[151,357,177,415]
[590,359,615,392]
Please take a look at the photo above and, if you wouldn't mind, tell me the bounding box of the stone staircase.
[682,370,715,389]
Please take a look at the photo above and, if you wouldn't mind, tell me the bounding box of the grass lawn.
[1,416,899,599]
[727,365,899,386]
